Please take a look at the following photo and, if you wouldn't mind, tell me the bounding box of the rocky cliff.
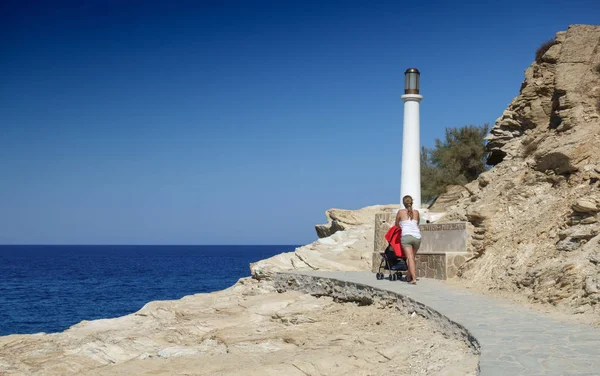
[434,24,600,320]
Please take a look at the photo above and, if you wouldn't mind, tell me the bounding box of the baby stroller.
[375,226,408,281]
[375,246,408,281]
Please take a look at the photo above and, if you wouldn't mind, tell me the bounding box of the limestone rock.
[570,226,599,240]
[478,173,491,187]
[315,220,345,238]
[585,277,599,295]
[580,216,598,224]
[572,199,599,213]
[534,151,579,175]
[556,238,581,252]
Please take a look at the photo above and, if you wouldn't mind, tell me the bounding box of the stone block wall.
[372,213,471,279]
[415,253,446,279]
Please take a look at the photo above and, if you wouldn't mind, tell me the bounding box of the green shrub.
[535,39,556,63]
[421,124,489,203]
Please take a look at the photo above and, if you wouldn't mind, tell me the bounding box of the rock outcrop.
[250,205,397,280]
[438,24,600,321]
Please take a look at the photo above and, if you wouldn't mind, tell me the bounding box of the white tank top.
[400,219,421,239]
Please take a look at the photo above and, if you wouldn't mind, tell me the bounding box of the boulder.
[315,220,345,238]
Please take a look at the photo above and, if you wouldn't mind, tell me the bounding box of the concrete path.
[276,271,600,376]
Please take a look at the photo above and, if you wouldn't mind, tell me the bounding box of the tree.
[421,124,489,204]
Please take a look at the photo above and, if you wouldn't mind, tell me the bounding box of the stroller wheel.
[375,273,381,280]
[392,274,398,281]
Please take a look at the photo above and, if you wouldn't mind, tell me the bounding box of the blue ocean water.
[0,245,295,336]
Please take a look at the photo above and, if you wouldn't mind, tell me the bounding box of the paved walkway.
[279,271,600,376]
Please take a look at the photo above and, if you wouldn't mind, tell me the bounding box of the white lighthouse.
[400,68,423,209]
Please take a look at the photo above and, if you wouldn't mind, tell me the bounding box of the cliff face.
[486,24,600,166]
[438,24,600,318]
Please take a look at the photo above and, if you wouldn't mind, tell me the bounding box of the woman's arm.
[394,210,402,227]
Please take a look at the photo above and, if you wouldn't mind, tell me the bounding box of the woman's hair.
[402,195,414,220]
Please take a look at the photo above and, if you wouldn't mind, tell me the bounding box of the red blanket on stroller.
[384,226,404,258]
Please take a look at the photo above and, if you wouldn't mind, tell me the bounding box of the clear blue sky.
[1,0,598,245]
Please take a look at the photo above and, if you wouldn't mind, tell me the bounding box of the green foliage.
[535,39,556,63]
[421,124,489,204]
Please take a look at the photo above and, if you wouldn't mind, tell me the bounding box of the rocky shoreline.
[0,223,480,375]
[0,205,479,375]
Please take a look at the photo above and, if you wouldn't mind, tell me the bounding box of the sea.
[0,245,296,336]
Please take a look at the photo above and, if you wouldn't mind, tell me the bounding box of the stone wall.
[372,213,471,279]
[416,252,446,279]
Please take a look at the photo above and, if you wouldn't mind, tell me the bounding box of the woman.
[394,195,421,284]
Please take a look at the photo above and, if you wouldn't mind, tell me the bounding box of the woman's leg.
[412,239,421,281]
[404,246,417,284]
